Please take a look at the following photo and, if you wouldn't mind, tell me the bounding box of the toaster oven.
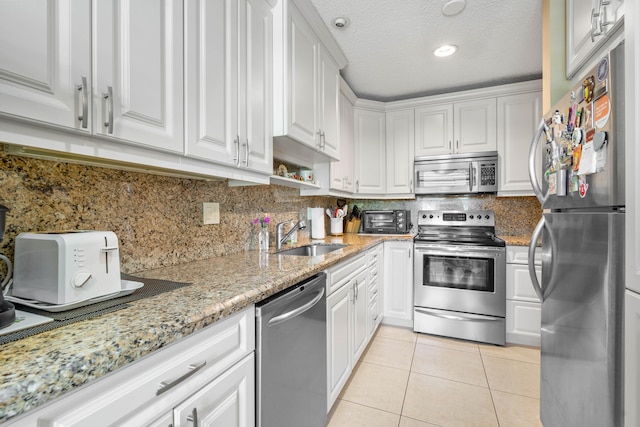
[13,231,123,304]
[361,210,411,234]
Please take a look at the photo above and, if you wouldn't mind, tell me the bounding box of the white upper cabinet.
[94,0,184,153]
[354,107,386,194]
[184,0,273,175]
[0,1,91,131]
[331,85,355,192]
[385,110,415,194]
[415,104,454,157]
[566,0,625,79]
[318,45,340,159]
[0,0,183,153]
[415,98,496,156]
[497,90,542,196]
[454,98,497,154]
[272,0,341,161]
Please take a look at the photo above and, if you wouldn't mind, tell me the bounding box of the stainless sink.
[276,243,347,256]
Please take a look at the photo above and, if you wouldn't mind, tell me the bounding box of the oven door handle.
[527,217,545,302]
[414,248,503,258]
[415,308,503,322]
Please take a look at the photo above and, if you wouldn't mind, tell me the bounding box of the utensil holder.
[330,218,343,235]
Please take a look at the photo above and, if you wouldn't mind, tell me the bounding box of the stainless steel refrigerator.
[528,42,625,427]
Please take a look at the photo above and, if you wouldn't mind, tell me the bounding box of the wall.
[0,153,540,275]
[0,152,332,273]
[349,195,541,237]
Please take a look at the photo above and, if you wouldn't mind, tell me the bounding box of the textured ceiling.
[309,0,544,102]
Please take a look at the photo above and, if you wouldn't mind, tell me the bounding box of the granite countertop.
[0,233,411,423]
[500,235,539,246]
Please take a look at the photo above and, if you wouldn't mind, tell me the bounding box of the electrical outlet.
[202,202,220,225]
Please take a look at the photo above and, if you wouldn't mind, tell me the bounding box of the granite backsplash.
[0,152,540,273]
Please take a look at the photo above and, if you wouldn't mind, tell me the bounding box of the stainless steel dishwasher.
[256,272,327,427]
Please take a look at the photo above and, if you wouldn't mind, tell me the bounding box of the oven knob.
[429,214,433,219]
[422,214,427,219]
[485,215,490,220]
[469,215,474,219]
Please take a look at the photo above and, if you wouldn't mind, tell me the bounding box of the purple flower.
[253,215,270,228]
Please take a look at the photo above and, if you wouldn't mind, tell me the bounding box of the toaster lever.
[72,272,92,288]
[101,246,118,253]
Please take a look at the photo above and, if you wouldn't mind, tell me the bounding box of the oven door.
[413,243,506,317]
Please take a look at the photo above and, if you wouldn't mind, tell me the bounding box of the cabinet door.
[94,0,183,153]
[626,290,640,427]
[184,0,236,165]
[383,241,414,325]
[454,98,497,154]
[352,269,369,363]
[385,110,415,194]
[286,4,318,148]
[506,301,541,346]
[415,104,454,156]
[174,353,255,427]
[354,108,386,194]
[497,91,542,195]
[327,283,352,411]
[331,90,355,191]
[566,0,625,78]
[0,1,91,131]
[318,46,340,159]
[239,0,273,174]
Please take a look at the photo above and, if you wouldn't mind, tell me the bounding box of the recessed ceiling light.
[331,17,350,29]
[442,0,466,16]
[434,44,458,57]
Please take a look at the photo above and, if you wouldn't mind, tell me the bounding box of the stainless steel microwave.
[361,210,411,234]
[414,151,498,195]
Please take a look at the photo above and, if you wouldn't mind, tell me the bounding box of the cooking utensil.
[326,208,333,218]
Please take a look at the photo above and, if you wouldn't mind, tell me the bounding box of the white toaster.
[13,231,123,304]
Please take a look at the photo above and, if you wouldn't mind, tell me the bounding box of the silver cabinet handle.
[156,361,207,395]
[410,178,413,193]
[448,140,452,153]
[321,130,326,150]
[355,179,359,193]
[77,76,88,129]
[103,85,113,134]
[456,139,459,153]
[243,137,249,167]
[186,408,198,425]
[233,135,240,167]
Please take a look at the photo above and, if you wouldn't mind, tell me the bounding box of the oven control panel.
[417,210,495,227]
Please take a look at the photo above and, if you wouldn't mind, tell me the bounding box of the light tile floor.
[327,325,542,427]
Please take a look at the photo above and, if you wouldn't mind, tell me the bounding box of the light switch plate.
[202,202,220,225]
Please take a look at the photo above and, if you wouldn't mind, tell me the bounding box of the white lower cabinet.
[382,241,413,327]
[173,353,254,427]
[506,246,541,346]
[368,243,384,337]
[8,307,255,427]
[326,246,382,412]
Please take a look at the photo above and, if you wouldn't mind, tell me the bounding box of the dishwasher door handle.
[267,288,325,327]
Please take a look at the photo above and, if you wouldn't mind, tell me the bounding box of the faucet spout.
[276,220,307,250]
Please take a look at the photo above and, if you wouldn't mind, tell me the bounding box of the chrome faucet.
[276,220,306,250]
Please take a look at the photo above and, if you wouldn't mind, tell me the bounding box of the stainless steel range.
[413,210,506,345]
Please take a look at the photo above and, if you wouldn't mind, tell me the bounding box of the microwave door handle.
[468,163,473,192]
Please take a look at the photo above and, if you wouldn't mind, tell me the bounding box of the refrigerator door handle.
[528,118,547,204]
[528,217,545,302]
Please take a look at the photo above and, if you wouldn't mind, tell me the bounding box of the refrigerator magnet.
[584,103,594,129]
[579,176,589,198]
[572,144,582,172]
[594,95,611,128]
[597,57,609,81]
[569,171,579,193]
[584,76,595,103]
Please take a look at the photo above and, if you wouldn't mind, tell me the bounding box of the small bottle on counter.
[288,219,298,244]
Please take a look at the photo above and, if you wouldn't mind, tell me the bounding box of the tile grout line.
[396,336,417,427]
[480,352,503,427]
